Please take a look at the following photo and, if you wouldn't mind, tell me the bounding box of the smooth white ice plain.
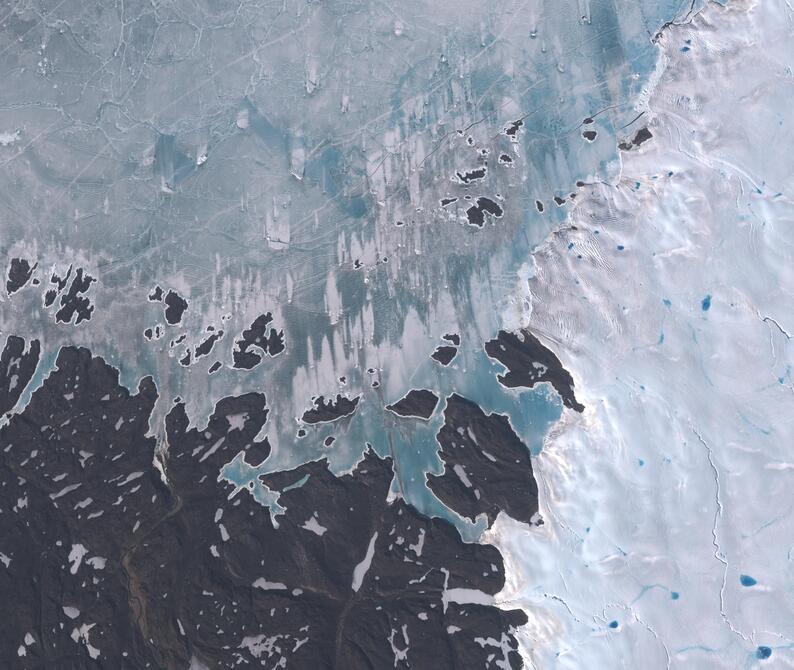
[488,2,794,667]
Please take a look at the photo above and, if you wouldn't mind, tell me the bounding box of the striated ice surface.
[0,0,703,494]
[489,1,794,666]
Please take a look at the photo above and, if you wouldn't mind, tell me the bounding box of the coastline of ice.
[0,0,702,478]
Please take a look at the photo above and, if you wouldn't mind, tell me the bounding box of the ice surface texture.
[0,0,698,457]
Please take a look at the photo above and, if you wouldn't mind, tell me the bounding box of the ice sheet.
[488,2,794,666]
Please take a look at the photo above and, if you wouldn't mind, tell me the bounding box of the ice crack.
[762,316,792,340]
[691,426,749,642]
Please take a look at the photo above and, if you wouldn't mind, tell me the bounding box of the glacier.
[1,0,792,667]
